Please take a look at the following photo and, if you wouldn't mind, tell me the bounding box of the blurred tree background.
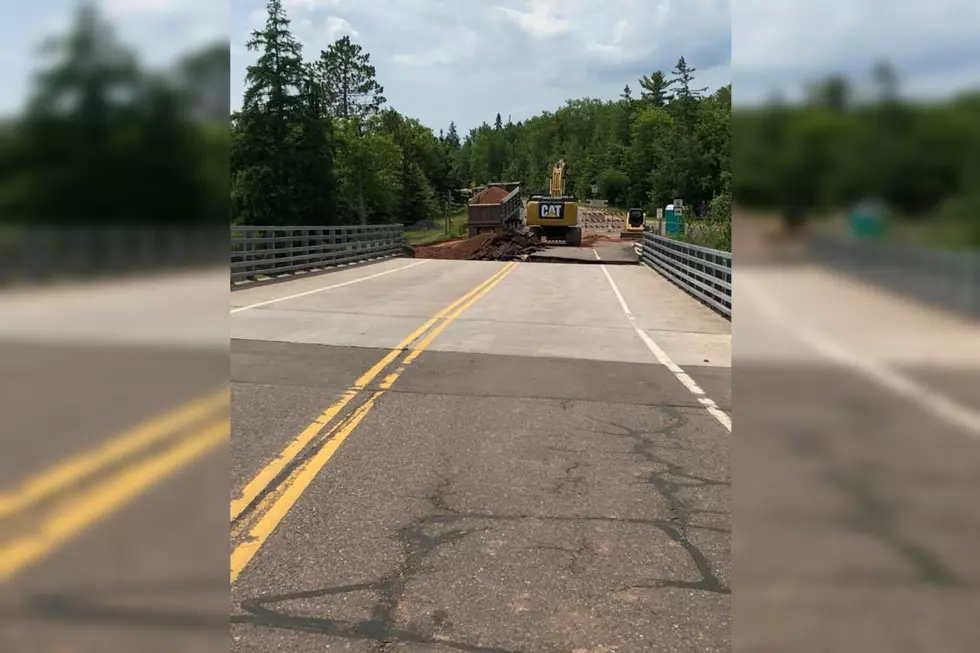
[0,2,227,226]
[733,63,980,247]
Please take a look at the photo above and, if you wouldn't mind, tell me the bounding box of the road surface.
[0,270,229,653]
[736,261,980,653]
[230,257,732,652]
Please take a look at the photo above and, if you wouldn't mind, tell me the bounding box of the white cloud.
[394,30,478,67]
[230,0,731,131]
[325,16,358,41]
[611,19,628,45]
[284,0,343,10]
[248,9,266,27]
[734,0,980,103]
[495,2,573,39]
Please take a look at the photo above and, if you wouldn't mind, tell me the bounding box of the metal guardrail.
[231,224,404,283]
[807,233,980,317]
[638,232,732,317]
[0,226,222,285]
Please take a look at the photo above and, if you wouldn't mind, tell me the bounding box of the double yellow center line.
[0,389,229,582]
[230,261,519,582]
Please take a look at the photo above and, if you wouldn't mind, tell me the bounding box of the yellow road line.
[402,262,517,365]
[230,261,519,582]
[229,262,517,523]
[0,419,229,583]
[0,388,228,520]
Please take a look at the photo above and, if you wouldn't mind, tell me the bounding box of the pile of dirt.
[412,230,544,261]
[469,186,509,205]
[469,231,544,260]
[413,233,495,260]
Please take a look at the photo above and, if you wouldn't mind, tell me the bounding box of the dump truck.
[621,208,646,239]
[525,160,582,246]
[467,184,524,237]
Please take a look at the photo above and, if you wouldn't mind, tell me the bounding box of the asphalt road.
[0,271,229,653]
[230,257,732,652]
[736,263,980,653]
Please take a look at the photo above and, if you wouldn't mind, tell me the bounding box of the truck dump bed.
[467,186,523,237]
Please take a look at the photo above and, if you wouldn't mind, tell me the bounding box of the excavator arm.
[549,160,566,197]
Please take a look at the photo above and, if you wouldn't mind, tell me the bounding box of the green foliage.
[733,67,980,246]
[0,2,225,225]
[231,1,456,227]
[315,35,385,122]
[599,167,629,204]
[458,56,731,234]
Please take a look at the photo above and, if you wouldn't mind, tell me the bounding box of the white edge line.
[600,265,732,432]
[592,248,601,260]
[230,259,431,313]
[741,280,980,438]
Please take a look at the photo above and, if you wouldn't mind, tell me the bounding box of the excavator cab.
[621,208,646,239]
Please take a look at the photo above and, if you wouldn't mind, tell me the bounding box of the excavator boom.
[549,160,566,197]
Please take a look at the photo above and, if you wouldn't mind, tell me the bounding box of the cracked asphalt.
[230,259,731,652]
[736,263,980,652]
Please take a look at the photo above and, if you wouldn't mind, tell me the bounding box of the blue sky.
[2,1,979,129]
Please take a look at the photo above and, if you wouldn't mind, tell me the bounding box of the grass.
[403,209,468,245]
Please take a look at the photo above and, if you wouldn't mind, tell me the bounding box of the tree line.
[457,62,731,220]
[233,0,731,234]
[0,2,227,226]
[733,64,980,245]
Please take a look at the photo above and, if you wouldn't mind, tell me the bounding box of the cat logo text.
[539,203,564,219]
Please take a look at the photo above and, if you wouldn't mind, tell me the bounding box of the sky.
[229,0,732,133]
[1,1,979,129]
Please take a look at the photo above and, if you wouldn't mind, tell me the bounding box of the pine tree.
[235,0,310,224]
[638,70,673,107]
[315,35,386,224]
[315,35,386,125]
[669,56,708,127]
[445,121,461,149]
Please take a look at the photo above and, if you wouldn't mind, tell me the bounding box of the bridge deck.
[229,257,731,652]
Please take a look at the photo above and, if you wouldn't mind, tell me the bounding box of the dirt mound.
[469,231,543,260]
[412,230,543,261]
[469,186,508,205]
[413,233,495,260]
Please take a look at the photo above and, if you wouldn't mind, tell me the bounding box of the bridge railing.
[230,224,404,283]
[0,225,222,285]
[807,233,980,317]
[638,232,732,317]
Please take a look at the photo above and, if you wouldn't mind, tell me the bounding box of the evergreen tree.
[315,35,386,125]
[638,70,673,107]
[234,0,309,224]
[315,35,386,224]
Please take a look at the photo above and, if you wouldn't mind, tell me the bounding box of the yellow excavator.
[525,159,582,246]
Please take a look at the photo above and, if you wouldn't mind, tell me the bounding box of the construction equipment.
[621,208,646,239]
[467,185,524,237]
[525,159,582,246]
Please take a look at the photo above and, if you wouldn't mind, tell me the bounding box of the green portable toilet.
[848,200,886,240]
[664,203,684,235]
